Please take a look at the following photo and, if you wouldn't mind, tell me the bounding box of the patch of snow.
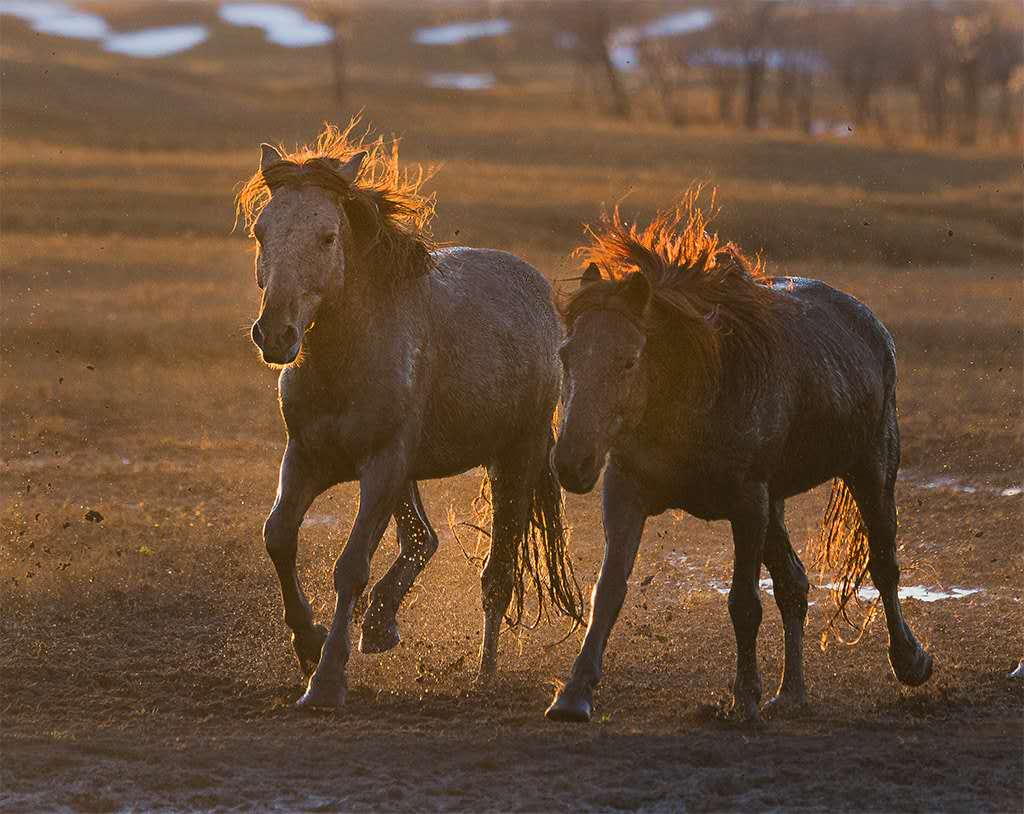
[219,3,333,48]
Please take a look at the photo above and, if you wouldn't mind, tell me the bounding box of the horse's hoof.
[292,624,328,676]
[294,672,347,712]
[358,618,401,654]
[762,690,808,718]
[726,688,763,724]
[545,688,593,722]
[889,645,933,687]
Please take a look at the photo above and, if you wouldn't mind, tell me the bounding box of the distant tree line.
[557,0,1023,144]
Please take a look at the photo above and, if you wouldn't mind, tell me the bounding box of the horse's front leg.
[727,482,770,722]
[264,442,332,676]
[546,463,647,722]
[296,444,408,711]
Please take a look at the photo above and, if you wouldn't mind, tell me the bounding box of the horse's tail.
[813,478,874,645]
[515,427,585,630]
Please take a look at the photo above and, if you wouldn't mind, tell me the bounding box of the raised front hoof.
[358,619,401,654]
[889,645,934,687]
[294,673,347,713]
[545,688,593,723]
[292,624,328,676]
[761,691,808,719]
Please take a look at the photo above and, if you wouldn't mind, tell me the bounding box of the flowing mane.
[562,188,784,408]
[235,120,438,282]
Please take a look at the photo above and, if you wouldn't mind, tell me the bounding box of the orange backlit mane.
[235,119,438,281]
[562,187,783,410]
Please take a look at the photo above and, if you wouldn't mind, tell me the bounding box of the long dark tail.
[813,478,875,645]
[449,429,585,631]
[514,431,585,630]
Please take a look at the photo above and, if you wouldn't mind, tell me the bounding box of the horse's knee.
[480,555,514,612]
[782,566,810,614]
[264,512,298,565]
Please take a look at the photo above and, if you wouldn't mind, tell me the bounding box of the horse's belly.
[411,410,520,480]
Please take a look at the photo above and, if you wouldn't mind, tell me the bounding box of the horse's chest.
[283,391,398,479]
[617,436,745,520]
[285,411,362,477]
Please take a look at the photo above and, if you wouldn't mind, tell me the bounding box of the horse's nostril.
[281,324,299,348]
[251,321,264,346]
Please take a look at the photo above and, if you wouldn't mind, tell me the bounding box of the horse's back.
[770,274,892,380]
[431,247,558,334]
[765,277,897,494]
[415,248,561,476]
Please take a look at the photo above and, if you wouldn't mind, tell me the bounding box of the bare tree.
[820,6,902,132]
[952,11,988,145]
[981,11,1024,143]
[773,3,822,135]
[556,0,629,118]
[714,1,780,130]
[312,1,350,114]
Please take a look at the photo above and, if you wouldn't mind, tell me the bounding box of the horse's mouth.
[561,472,600,495]
[260,341,301,366]
[554,455,603,495]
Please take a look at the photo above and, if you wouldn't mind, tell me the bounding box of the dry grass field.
[1,3,1022,811]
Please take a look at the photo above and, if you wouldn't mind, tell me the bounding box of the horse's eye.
[624,357,638,371]
[321,233,337,247]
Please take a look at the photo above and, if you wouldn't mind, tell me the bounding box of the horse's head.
[248,144,366,366]
[553,264,651,493]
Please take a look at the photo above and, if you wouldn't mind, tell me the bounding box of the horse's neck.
[302,278,425,385]
[646,326,714,414]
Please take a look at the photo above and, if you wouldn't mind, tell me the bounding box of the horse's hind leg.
[761,498,810,715]
[264,442,331,676]
[846,407,933,686]
[359,481,439,654]
[478,450,535,678]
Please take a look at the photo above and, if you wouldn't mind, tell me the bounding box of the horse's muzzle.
[553,444,601,494]
[252,320,300,365]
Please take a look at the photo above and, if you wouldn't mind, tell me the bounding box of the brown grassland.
[1,3,1022,811]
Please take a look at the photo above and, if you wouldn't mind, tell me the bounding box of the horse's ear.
[581,262,602,285]
[260,143,282,172]
[621,271,651,317]
[336,151,367,183]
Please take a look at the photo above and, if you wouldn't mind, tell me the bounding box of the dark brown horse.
[235,123,582,710]
[546,192,932,723]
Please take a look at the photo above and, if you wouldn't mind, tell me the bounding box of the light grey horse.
[236,125,582,710]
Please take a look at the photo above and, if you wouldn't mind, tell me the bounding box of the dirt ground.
[1,4,1022,812]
